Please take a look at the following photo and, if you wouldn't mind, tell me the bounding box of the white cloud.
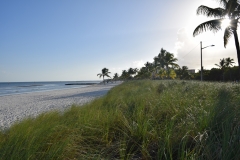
[174,4,240,70]
[109,67,122,75]
[109,60,145,76]
[174,26,238,70]
[131,60,145,69]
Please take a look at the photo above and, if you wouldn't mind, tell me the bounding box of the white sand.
[0,82,121,129]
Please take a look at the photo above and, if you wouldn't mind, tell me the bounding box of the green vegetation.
[114,47,238,81]
[0,80,240,159]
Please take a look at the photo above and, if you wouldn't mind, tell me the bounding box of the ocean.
[0,81,101,96]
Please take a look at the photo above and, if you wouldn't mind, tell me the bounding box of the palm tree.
[215,58,226,80]
[225,57,235,67]
[193,0,240,74]
[176,66,191,79]
[127,68,138,78]
[225,57,235,80]
[113,73,119,82]
[158,68,167,79]
[168,69,177,79]
[164,52,179,78]
[152,57,161,79]
[154,48,168,68]
[165,52,179,69]
[144,62,154,72]
[154,48,179,78]
[215,58,226,69]
[120,70,129,80]
[97,68,111,84]
[135,67,151,79]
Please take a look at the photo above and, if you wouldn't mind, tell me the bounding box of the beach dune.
[0,82,121,129]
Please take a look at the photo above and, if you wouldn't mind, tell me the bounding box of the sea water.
[0,81,100,96]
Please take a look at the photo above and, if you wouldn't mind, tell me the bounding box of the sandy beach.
[0,82,121,129]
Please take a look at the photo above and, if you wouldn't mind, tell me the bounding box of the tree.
[193,0,240,74]
[158,68,167,79]
[168,69,177,79]
[154,48,167,68]
[154,48,179,78]
[120,70,129,80]
[113,73,119,82]
[152,58,161,79]
[225,57,235,67]
[225,57,235,80]
[97,68,111,84]
[215,58,226,80]
[164,52,179,71]
[176,66,191,80]
[127,68,138,78]
[144,62,154,73]
[135,67,151,79]
[215,58,226,70]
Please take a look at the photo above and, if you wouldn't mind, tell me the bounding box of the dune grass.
[0,80,240,159]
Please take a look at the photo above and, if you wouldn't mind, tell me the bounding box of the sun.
[221,19,231,29]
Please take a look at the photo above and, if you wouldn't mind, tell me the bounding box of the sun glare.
[221,19,231,29]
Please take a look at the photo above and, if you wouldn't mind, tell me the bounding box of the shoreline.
[0,82,122,129]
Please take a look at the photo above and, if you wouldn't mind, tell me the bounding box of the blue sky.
[0,0,238,82]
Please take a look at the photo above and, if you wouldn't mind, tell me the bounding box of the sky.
[0,0,239,82]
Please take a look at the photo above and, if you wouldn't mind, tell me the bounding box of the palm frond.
[226,0,240,16]
[193,19,222,36]
[171,63,180,68]
[106,75,111,78]
[215,64,223,69]
[197,5,225,18]
[232,11,240,18]
[223,27,233,47]
[216,0,228,8]
[97,74,102,78]
[230,19,239,29]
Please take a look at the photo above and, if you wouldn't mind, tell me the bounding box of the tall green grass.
[0,80,239,159]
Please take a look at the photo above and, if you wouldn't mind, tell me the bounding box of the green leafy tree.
[152,58,161,79]
[176,66,191,80]
[144,62,154,73]
[193,0,240,74]
[120,70,129,80]
[97,68,111,84]
[154,48,167,68]
[158,68,167,79]
[164,52,179,70]
[169,69,177,79]
[135,67,151,79]
[127,68,138,78]
[154,48,179,78]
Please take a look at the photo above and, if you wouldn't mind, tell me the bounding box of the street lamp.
[200,41,215,81]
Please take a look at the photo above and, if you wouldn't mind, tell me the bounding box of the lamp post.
[200,41,215,81]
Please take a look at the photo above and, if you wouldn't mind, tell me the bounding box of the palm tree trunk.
[233,30,240,76]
